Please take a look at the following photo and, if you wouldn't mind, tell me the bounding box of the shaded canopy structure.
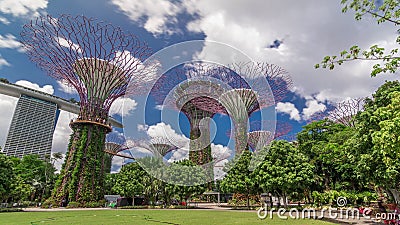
[216,62,292,155]
[20,14,153,205]
[247,131,273,151]
[151,64,232,167]
[328,98,364,127]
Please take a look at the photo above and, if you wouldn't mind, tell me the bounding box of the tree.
[0,154,15,202]
[220,150,259,209]
[166,160,207,206]
[112,162,146,205]
[354,81,400,201]
[297,119,358,191]
[315,0,400,76]
[16,155,55,202]
[255,140,314,207]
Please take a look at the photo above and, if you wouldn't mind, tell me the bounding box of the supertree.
[20,15,153,205]
[103,133,131,173]
[328,98,364,127]
[151,64,229,167]
[215,62,292,155]
[133,137,179,157]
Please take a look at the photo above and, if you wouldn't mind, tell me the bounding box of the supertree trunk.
[53,123,108,205]
[184,103,213,167]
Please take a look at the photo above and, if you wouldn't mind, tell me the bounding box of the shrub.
[83,201,103,208]
[66,201,81,208]
[42,198,58,209]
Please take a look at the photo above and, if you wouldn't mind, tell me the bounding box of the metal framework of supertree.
[247,131,273,152]
[249,120,293,140]
[215,62,292,155]
[151,64,231,168]
[328,98,364,127]
[103,133,135,173]
[20,14,153,205]
[147,137,179,157]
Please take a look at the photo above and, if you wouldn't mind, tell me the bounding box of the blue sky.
[0,0,397,172]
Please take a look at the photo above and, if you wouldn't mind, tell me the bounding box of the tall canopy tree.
[220,150,260,209]
[255,140,314,207]
[0,153,15,202]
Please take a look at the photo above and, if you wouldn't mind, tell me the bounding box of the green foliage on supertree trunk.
[52,123,107,206]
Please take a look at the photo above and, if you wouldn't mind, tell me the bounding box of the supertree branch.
[247,131,273,151]
[130,137,178,157]
[224,62,293,106]
[328,98,364,127]
[20,14,153,121]
[250,120,293,139]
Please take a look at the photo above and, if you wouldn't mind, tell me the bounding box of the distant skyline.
[0,0,397,172]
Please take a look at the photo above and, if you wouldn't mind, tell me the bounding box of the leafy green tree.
[0,154,15,202]
[315,0,400,76]
[370,91,400,189]
[297,120,347,191]
[12,155,55,202]
[353,81,400,196]
[112,162,146,204]
[167,160,207,206]
[220,150,259,209]
[255,140,314,207]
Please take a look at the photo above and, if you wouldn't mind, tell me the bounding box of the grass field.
[0,209,337,225]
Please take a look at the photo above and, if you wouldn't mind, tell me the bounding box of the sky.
[0,0,397,173]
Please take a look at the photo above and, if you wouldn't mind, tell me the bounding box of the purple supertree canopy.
[20,15,154,121]
[223,62,293,108]
[249,120,293,139]
[130,137,179,157]
[247,131,273,151]
[328,98,364,127]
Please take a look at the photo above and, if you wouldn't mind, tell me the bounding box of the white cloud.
[0,16,10,25]
[167,148,189,162]
[51,110,74,154]
[15,80,54,94]
[146,122,189,148]
[302,99,326,120]
[137,124,149,132]
[57,80,78,95]
[211,143,232,163]
[110,0,182,35]
[155,105,164,110]
[109,97,138,116]
[0,0,48,17]
[0,94,17,147]
[0,56,10,68]
[276,102,301,121]
[182,0,397,102]
[0,34,24,52]
[51,153,66,173]
[56,37,82,53]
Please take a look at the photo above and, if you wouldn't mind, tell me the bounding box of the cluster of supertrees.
[151,62,293,165]
[21,14,295,205]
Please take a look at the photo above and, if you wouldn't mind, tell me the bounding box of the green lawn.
[0,209,337,225]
